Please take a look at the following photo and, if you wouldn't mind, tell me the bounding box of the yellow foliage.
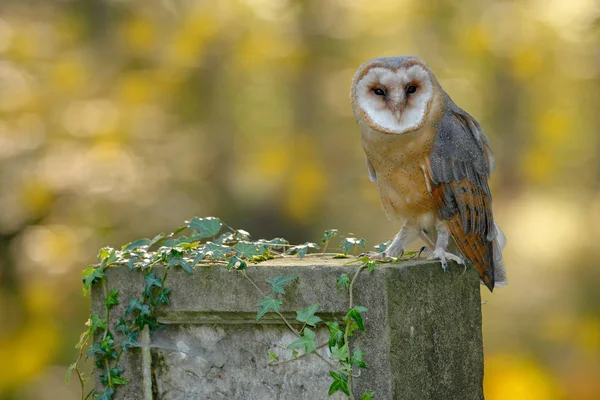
[20,180,53,215]
[122,16,156,54]
[0,286,59,391]
[51,57,86,94]
[485,354,562,400]
[576,317,600,353]
[284,137,326,222]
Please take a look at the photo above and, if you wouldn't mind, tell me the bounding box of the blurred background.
[0,0,598,399]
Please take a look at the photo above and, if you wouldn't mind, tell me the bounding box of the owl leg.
[422,221,464,271]
[384,223,420,257]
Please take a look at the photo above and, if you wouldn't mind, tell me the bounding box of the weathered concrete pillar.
[92,257,484,399]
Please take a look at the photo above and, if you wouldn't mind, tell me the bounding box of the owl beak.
[393,101,406,121]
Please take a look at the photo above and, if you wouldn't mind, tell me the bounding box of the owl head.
[351,56,440,135]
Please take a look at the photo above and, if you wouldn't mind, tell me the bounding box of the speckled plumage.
[351,56,506,292]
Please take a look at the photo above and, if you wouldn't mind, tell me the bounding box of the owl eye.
[406,85,417,95]
[373,88,386,96]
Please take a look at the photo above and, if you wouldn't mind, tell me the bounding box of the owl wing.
[423,100,499,291]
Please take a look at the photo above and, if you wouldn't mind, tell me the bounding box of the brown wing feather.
[426,174,495,291]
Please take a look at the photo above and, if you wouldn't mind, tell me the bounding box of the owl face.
[352,57,436,135]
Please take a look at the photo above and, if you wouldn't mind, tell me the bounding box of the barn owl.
[351,56,506,291]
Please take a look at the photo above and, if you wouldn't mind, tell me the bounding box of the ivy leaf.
[374,239,391,253]
[328,371,349,396]
[234,241,263,259]
[156,288,171,305]
[336,273,349,290]
[255,296,282,322]
[330,343,348,361]
[257,238,289,251]
[148,233,167,249]
[287,328,317,355]
[121,239,150,251]
[82,265,104,294]
[65,363,76,384]
[214,232,235,245]
[287,242,319,259]
[361,392,375,400]
[125,298,150,316]
[143,273,162,296]
[351,348,368,368]
[295,303,322,327]
[89,314,107,334]
[187,217,222,239]
[167,250,193,274]
[234,229,251,240]
[321,229,338,243]
[96,388,115,400]
[115,317,128,334]
[172,224,188,236]
[346,306,368,331]
[326,321,344,350]
[227,256,247,271]
[267,276,297,295]
[105,289,119,308]
[202,242,232,259]
[268,349,278,362]
[97,247,117,264]
[340,237,366,255]
[366,260,377,272]
[120,330,139,351]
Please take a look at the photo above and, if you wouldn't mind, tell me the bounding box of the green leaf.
[287,328,317,355]
[157,288,171,305]
[65,363,76,384]
[255,296,282,322]
[202,242,232,259]
[187,217,222,238]
[234,241,263,259]
[361,392,375,400]
[227,256,247,271]
[374,239,391,253]
[295,303,322,327]
[333,254,348,259]
[96,388,114,400]
[82,265,104,294]
[340,237,366,255]
[351,348,368,368]
[330,343,348,361]
[105,289,119,308]
[326,321,344,350]
[336,273,349,290]
[267,276,297,295]
[120,330,139,351]
[125,298,149,316]
[167,249,193,273]
[89,314,107,334]
[148,233,167,248]
[366,260,377,272]
[143,273,162,297]
[214,232,235,245]
[321,229,338,243]
[268,349,278,362]
[115,317,128,334]
[172,224,188,236]
[287,242,319,259]
[234,229,251,240]
[257,238,289,251]
[328,370,349,396]
[97,247,116,263]
[346,306,368,331]
[122,238,150,251]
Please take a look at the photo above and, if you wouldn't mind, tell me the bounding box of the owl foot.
[418,246,464,272]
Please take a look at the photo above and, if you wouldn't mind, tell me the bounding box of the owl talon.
[419,246,464,272]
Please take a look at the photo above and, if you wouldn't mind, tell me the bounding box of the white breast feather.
[356,66,433,134]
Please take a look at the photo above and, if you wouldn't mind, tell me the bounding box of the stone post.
[91,257,484,399]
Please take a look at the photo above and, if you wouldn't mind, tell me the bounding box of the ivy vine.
[67,216,415,399]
